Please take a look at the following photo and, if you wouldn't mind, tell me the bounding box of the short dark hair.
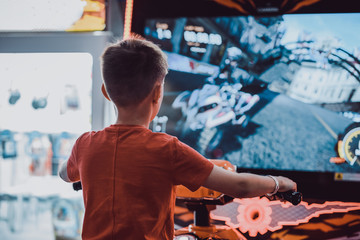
[101,36,168,107]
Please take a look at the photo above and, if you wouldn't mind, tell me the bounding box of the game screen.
[144,13,360,177]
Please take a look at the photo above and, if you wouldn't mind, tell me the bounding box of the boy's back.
[60,36,297,239]
[67,124,213,239]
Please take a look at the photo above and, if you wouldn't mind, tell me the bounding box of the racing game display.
[144,13,360,176]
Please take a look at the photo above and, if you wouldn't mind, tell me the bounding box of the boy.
[59,36,297,240]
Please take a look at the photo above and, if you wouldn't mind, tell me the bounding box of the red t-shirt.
[67,124,214,240]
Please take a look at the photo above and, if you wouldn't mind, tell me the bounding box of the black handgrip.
[275,191,302,205]
[73,181,82,191]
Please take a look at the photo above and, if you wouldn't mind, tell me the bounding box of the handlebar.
[274,191,303,206]
[73,181,82,191]
[73,181,302,205]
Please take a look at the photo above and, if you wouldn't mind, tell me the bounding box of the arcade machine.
[126,0,360,238]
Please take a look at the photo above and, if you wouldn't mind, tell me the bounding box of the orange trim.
[176,160,236,199]
[123,0,134,39]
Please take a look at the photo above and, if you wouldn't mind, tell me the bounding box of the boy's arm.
[58,160,72,183]
[202,165,297,198]
[58,135,81,183]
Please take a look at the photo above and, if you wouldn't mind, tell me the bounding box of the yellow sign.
[335,173,343,181]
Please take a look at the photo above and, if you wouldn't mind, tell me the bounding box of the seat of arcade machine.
[174,160,247,240]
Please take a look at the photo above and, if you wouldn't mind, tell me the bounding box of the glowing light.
[184,31,222,46]
[210,197,360,237]
[236,198,272,236]
[157,28,172,40]
[123,0,133,39]
[190,47,206,53]
[209,33,222,45]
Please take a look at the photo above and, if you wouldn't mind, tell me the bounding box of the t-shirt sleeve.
[67,137,81,182]
[172,138,214,191]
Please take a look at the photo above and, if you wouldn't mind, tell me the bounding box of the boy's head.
[101,36,168,107]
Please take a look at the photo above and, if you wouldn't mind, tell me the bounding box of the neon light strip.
[210,197,360,237]
[123,0,134,39]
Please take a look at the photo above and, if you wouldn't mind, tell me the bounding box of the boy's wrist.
[266,175,279,196]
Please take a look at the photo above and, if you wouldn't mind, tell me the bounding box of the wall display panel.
[0,53,92,133]
[0,0,106,32]
[0,22,109,238]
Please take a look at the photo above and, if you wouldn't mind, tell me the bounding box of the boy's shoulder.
[76,125,178,143]
[71,131,96,147]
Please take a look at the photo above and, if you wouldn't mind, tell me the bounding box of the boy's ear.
[152,84,161,104]
[101,84,111,101]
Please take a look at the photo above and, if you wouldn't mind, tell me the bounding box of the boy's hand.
[276,176,297,193]
[265,176,301,205]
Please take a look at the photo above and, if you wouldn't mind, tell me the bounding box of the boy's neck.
[114,101,154,128]
[111,81,163,128]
